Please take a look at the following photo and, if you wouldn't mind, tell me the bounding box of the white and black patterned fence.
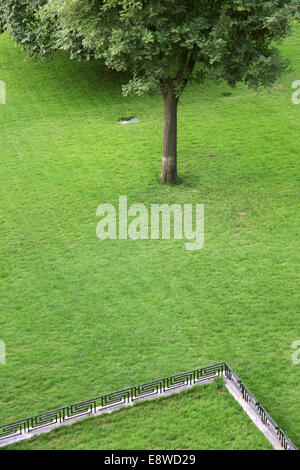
[223,362,297,450]
[0,361,297,450]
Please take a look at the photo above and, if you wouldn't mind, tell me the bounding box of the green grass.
[3,380,273,450]
[0,23,299,450]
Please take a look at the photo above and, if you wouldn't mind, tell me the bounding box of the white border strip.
[223,376,284,450]
[1,378,216,448]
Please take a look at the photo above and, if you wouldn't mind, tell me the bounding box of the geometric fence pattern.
[0,361,297,450]
[223,363,297,451]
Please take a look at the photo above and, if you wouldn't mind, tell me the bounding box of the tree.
[0,1,57,54]
[1,1,298,182]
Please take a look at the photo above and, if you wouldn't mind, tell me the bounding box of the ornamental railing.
[0,361,297,450]
[223,362,297,451]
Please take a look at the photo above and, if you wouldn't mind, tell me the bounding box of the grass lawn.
[0,22,299,449]
[2,380,273,450]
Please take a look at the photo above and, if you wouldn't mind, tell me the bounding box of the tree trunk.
[160,89,179,183]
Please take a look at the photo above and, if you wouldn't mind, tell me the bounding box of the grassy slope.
[4,380,273,450]
[0,24,299,448]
